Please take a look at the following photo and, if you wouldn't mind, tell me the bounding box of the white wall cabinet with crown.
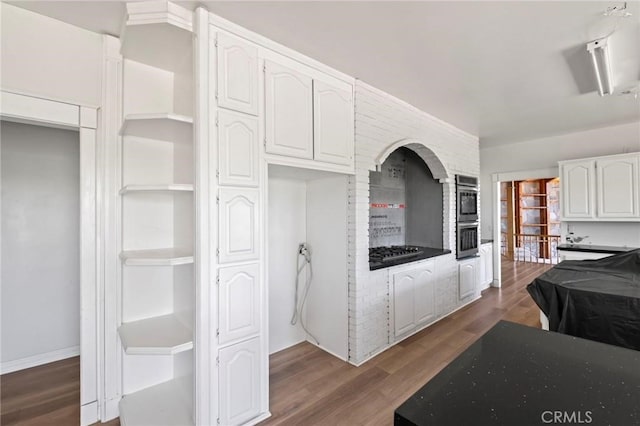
[105,2,355,425]
[390,260,436,339]
[263,51,354,172]
[212,28,268,426]
[560,152,640,221]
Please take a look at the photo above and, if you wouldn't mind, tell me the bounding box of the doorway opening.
[500,178,561,264]
[1,121,81,422]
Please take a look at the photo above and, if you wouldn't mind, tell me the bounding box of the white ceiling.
[10,1,640,148]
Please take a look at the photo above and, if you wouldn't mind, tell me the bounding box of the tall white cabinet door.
[392,271,416,337]
[313,79,354,166]
[264,60,313,159]
[414,263,435,327]
[219,337,263,425]
[219,188,260,263]
[458,259,477,300]
[218,263,261,345]
[596,156,639,218]
[216,33,259,115]
[218,110,259,187]
[561,160,596,219]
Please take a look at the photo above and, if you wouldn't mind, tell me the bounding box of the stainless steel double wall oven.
[456,175,479,259]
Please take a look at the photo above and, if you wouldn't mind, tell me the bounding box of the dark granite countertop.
[369,247,451,271]
[557,243,638,254]
[394,321,640,426]
[481,239,493,245]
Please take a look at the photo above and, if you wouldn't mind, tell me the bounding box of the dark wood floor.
[0,259,550,426]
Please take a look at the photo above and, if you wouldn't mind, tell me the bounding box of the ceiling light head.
[603,2,632,17]
[587,37,614,96]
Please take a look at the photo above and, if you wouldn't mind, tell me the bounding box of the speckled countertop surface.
[394,321,640,426]
[557,244,638,254]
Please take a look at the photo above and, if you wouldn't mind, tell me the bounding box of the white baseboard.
[1,346,80,374]
[81,401,98,426]
[103,397,121,423]
[306,338,348,362]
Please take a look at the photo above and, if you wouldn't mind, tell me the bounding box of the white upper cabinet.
[596,156,639,218]
[218,110,259,187]
[216,33,259,115]
[560,153,640,221]
[218,263,261,345]
[313,79,354,166]
[264,59,313,159]
[264,55,355,170]
[218,188,260,263]
[561,159,596,219]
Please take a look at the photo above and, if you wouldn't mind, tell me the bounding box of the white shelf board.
[121,22,192,73]
[119,378,193,426]
[120,184,194,194]
[120,113,193,143]
[118,314,193,355]
[120,248,193,266]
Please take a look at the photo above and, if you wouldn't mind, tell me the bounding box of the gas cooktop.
[369,245,424,263]
[368,245,452,270]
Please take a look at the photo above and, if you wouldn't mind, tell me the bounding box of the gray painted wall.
[1,121,80,365]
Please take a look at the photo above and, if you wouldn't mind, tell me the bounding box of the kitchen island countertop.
[557,243,638,254]
[394,321,640,426]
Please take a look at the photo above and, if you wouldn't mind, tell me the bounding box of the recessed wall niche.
[369,147,443,249]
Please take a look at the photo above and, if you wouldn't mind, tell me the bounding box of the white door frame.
[0,90,101,425]
[491,167,558,287]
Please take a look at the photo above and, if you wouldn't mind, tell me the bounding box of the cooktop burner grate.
[369,245,424,263]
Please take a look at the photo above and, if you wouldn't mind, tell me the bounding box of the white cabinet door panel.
[392,271,415,337]
[458,259,477,300]
[218,337,263,425]
[479,243,493,288]
[218,110,259,187]
[597,156,639,218]
[313,79,353,166]
[217,33,258,115]
[413,264,435,327]
[218,263,260,345]
[561,160,595,219]
[264,60,313,159]
[219,188,259,263]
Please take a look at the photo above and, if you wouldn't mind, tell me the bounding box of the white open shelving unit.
[117,2,195,425]
[120,184,194,194]
[120,113,193,143]
[120,248,194,266]
[118,314,193,355]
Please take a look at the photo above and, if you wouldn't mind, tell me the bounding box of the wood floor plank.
[0,258,551,426]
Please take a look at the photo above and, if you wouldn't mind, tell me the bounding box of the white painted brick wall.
[348,80,480,364]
